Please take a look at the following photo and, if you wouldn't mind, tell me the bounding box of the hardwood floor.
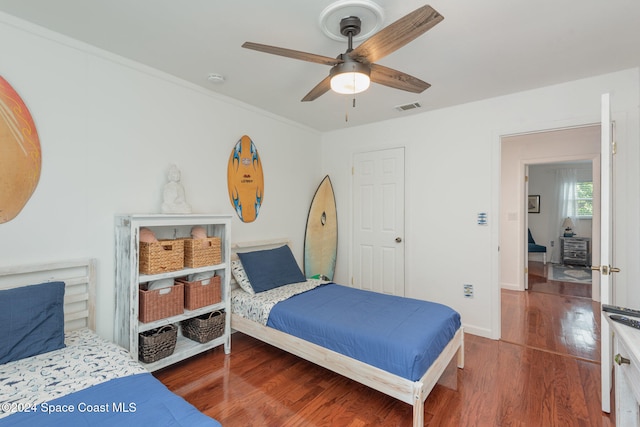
[154,269,613,426]
[527,260,592,299]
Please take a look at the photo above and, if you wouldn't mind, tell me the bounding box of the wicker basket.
[181,310,226,343]
[139,239,184,275]
[139,282,184,323]
[183,237,222,268]
[179,275,221,310]
[138,324,177,363]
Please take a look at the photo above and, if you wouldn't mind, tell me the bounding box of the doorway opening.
[526,160,598,299]
[499,124,601,299]
[499,125,601,362]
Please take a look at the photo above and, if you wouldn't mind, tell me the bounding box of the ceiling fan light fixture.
[242,4,442,102]
[329,60,371,94]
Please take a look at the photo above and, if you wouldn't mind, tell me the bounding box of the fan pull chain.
[352,72,357,109]
[345,96,349,122]
[344,96,358,122]
[345,70,358,122]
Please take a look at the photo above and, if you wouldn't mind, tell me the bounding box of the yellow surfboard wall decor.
[227,135,264,223]
[304,175,338,280]
[0,76,41,224]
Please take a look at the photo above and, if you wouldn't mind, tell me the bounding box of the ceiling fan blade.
[370,63,430,93]
[349,5,443,64]
[242,42,343,66]
[301,75,332,102]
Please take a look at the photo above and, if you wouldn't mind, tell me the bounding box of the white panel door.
[598,93,620,413]
[352,148,405,296]
[524,165,530,290]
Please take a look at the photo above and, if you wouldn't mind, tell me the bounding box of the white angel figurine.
[161,164,192,214]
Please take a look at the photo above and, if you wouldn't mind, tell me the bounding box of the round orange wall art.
[0,76,41,224]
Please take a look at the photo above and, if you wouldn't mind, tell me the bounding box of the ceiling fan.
[242,4,444,102]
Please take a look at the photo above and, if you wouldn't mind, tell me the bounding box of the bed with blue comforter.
[0,261,220,427]
[267,283,460,381]
[0,326,221,427]
[230,243,464,427]
[0,372,220,427]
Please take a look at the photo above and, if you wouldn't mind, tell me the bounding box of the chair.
[528,228,547,264]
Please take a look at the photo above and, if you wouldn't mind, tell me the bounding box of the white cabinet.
[606,315,640,426]
[114,214,231,371]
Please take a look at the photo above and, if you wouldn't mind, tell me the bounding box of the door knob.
[591,265,621,275]
[395,237,402,243]
[615,354,630,365]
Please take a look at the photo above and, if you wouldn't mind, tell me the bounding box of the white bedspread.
[0,328,146,418]
[231,279,325,325]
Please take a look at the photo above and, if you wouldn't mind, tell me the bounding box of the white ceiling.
[1,0,639,132]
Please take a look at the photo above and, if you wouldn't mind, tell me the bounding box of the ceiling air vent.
[394,102,422,112]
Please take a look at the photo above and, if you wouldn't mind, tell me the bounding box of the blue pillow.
[237,245,306,293]
[0,281,65,364]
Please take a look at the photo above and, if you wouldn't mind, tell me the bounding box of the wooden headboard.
[231,238,292,260]
[0,259,96,331]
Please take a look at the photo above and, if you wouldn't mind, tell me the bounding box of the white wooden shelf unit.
[114,214,231,371]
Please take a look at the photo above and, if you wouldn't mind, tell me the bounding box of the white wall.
[2,12,639,343]
[322,69,640,338]
[0,14,323,340]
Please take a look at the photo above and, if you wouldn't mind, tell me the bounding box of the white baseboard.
[501,282,521,291]
[461,323,494,339]
[528,252,546,263]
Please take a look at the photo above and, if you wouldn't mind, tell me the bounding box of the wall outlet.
[463,284,474,298]
[550,240,555,247]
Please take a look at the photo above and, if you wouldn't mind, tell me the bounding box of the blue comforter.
[267,283,461,381]
[0,373,221,427]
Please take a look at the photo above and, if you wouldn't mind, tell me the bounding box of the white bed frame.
[230,240,464,427]
[0,259,96,332]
